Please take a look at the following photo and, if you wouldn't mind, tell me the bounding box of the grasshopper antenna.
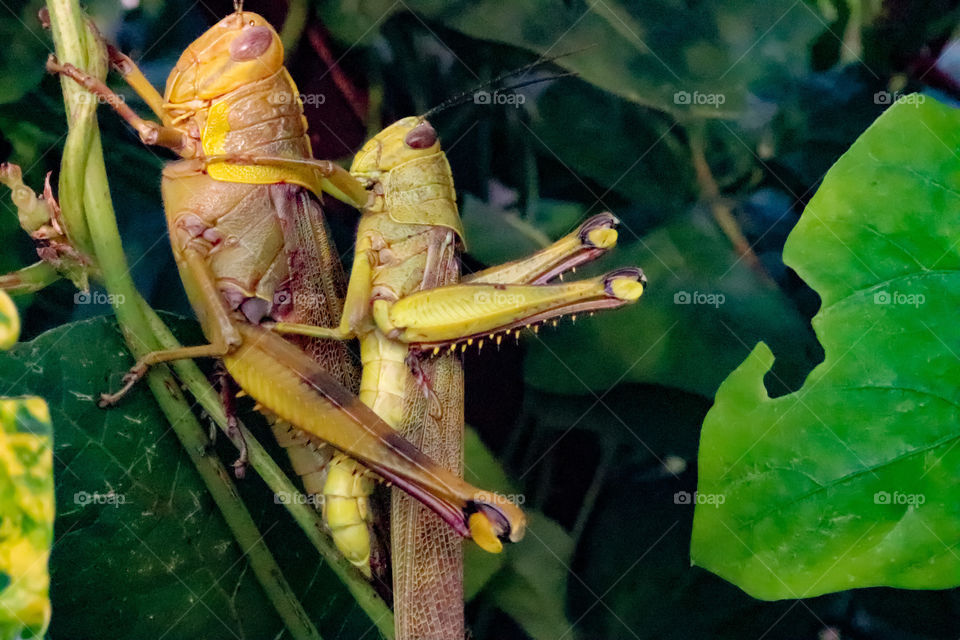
[421,45,595,119]
[422,72,577,119]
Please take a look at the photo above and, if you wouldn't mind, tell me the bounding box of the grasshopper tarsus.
[98,363,149,408]
[232,447,249,479]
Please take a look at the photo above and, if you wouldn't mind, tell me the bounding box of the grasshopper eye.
[404,122,437,149]
[230,26,272,61]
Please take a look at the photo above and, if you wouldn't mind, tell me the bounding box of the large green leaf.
[0,316,378,639]
[692,97,960,599]
[0,396,53,640]
[319,0,823,117]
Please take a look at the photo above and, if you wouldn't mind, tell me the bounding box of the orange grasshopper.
[271,114,645,638]
[46,5,526,556]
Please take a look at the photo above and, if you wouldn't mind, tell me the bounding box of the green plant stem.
[45,3,322,639]
[0,262,60,294]
[46,0,94,258]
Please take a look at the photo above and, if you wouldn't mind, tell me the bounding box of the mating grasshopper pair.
[28,5,646,638]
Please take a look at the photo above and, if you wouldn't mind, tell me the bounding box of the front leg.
[266,233,376,341]
[464,212,619,285]
[47,56,192,156]
[106,44,167,121]
[203,153,371,209]
[100,249,241,406]
[375,267,647,348]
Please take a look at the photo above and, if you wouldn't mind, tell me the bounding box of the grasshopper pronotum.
[271,115,646,638]
[47,5,526,559]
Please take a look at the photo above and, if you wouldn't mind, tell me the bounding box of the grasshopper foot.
[98,362,149,407]
[604,267,647,301]
[227,415,248,479]
[580,212,619,249]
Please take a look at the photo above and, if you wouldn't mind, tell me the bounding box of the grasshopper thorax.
[164,11,284,106]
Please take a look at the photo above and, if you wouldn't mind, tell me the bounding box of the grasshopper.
[271,115,646,637]
[48,5,526,558]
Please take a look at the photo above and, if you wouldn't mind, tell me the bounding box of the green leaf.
[319,0,823,117]
[524,209,816,397]
[0,316,379,639]
[692,96,960,599]
[0,396,53,640]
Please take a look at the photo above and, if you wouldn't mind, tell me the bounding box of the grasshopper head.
[165,11,284,105]
[350,116,441,178]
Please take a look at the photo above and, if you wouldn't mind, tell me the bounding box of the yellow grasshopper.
[48,5,525,556]
[271,116,646,637]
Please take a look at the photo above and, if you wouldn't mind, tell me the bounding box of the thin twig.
[688,122,774,285]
